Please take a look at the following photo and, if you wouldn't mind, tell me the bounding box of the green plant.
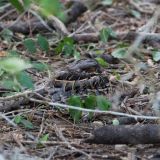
[55,37,80,59]
[36,133,49,147]
[99,27,116,43]
[23,34,49,54]
[9,0,24,12]
[95,57,108,67]
[130,9,141,19]
[111,48,128,59]
[0,54,48,92]
[8,0,65,21]
[23,38,37,54]
[39,133,49,142]
[14,115,34,129]
[0,29,13,42]
[67,96,83,123]
[67,95,112,122]
[0,57,33,91]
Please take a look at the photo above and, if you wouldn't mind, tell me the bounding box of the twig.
[72,32,160,43]
[0,85,45,101]
[37,111,45,140]
[29,97,160,120]
[7,11,26,29]
[54,124,92,159]
[29,9,53,32]
[128,0,153,14]
[0,112,17,127]
[126,7,160,62]
[0,8,16,21]
[32,4,69,36]
[46,146,59,160]
[0,3,11,12]
[4,139,78,145]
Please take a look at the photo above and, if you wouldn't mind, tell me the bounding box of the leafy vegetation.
[8,0,65,20]
[23,34,49,54]
[0,0,160,158]
[99,27,116,43]
[14,115,34,129]
[0,57,33,91]
[111,48,127,59]
[67,95,112,122]
[56,37,80,59]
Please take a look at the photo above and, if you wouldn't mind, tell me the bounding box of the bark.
[84,125,160,144]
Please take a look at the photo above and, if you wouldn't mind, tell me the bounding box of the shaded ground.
[0,0,160,159]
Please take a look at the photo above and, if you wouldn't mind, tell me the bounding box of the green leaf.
[14,115,34,129]
[99,27,116,43]
[39,0,65,20]
[152,51,160,62]
[39,134,49,142]
[0,57,32,74]
[16,71,34,89]
[96,95,111,110]
[14,115,22,124]
[84,95,96,119]
[117,42,129,48]
[130,9,141,19]
[73,51,81,60]
[112,70,121,80]
[84,95,96,109]
[63,37,74,45]
[0,69,4,76]
[23,38,37,54]
[37,34,49,52]
[55,37,75,57]
[32,62,48,71]
[95,50,104,55]
[23,0,31,9]
[8,50,20,57]
[67,96,82,107]
[100,28,109,43]
[21,119,34,129]
[111,48,127,59]
[67,96,82,122]
[9,0,24,12]
[0,29,13,42]
[63,45,75,56]
[107,28,116,38]
[1,80,20,91]
[95,57,108,67]
[101,0,113,5]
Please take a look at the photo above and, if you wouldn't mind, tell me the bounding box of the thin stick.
[0,85,45,101]
[0,112,17,127]
[29,97,160,120]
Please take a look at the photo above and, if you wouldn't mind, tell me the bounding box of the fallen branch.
[0,20,48,34]
[84,125,160,144]
[0,85,46,112]
[72,32,160,43]
[0,85,45,101]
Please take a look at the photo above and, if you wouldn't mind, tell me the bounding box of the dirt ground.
[0,0,160,159]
